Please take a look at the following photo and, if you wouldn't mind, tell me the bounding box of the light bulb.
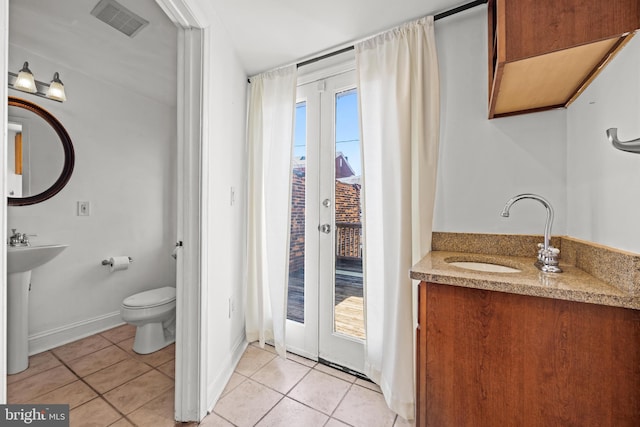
[13,62,36,93]
[46,72,66,102]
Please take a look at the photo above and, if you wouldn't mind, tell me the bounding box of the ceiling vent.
[91,0,149,38]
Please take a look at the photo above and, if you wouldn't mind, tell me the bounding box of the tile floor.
[7,327,413,427]
[206,343,413,427]
[7,324,180,426]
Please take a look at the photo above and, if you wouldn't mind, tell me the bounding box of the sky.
[293,89,362,176]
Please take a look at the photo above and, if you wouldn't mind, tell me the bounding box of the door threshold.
[273,343,373,384]
[317,357,371,382]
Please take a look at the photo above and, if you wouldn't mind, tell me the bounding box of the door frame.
[287,57,365,372]
[0,0,209,422]
[0,0,8,404]
[155,0,207,420]
[174,27,206,420]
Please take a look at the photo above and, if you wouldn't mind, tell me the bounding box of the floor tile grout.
[219,352,333,425]
[48,344,138,422]
[252,393,286,427]
[13,337,396,426]
[13,352,78,403]
[230,345,392,427]
[8,326,177,427]
[329,381,354,422]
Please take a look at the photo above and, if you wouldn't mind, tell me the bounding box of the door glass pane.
[288,101,307,323]
[333,89,365,340]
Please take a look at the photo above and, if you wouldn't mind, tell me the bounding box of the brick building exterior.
[288,154,362,274]
[334,180,362,259]
[289,170,306,273]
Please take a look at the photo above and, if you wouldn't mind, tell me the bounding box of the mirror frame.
[8,96,75,206]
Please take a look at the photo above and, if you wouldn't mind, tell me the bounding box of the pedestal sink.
[7,244,68,374]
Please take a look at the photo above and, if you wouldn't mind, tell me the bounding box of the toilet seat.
[123,287,175,309]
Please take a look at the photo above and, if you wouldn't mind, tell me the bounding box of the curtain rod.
[296,0,488,68]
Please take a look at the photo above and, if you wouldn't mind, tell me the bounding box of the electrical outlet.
[230,186,236,206]
[77,201,91,216]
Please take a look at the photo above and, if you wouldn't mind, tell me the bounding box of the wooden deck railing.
[335,222,362,260]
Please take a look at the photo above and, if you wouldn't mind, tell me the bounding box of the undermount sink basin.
[447,261,521,273]
[7,244,68,274]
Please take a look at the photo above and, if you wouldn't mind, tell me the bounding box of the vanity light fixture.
[46,72,67,102]
[13,62,37,93]
[7,62,67,103]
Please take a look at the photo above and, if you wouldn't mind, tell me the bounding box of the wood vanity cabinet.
[488,0,640,118]
[416,281,640,426]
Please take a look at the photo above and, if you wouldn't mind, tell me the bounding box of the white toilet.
[121,286,176,354]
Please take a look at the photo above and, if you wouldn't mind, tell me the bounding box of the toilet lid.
[123,287,176,308]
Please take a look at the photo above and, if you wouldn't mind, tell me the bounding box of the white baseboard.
[28,311,124,355]
[206,334,248,413]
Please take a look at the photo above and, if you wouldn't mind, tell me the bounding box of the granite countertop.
[410,250,640,311]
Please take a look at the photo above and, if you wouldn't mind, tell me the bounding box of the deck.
[287,258,365,340]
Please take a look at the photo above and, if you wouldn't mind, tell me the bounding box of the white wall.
[7,45,177,348]
[566,36,640,254]
[201,15,248,409]
[433,7,567,236]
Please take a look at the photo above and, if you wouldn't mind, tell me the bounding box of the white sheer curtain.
[355,16,440,420]
[246,65,298,357]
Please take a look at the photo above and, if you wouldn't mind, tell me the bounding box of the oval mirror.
[7,97,74,206]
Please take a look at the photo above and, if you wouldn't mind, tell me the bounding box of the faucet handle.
[539,245,562,270]
[539,245,560,256]
[9,230,22,246]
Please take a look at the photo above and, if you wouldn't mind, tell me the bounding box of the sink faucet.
[8,229,32,247]
[500,194,562,273]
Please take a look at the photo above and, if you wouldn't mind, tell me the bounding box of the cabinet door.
[421,281,640,427]
[499,0,640,62]
[488,0,640,118]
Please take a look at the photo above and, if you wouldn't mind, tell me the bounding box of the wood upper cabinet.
[488,0,640,118]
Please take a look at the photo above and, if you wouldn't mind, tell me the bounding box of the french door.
[286,70,365,373]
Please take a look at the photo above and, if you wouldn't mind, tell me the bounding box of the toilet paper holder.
[101,257,133,266]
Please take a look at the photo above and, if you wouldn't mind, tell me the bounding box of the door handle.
[318,224,331,234]
[172,241,182,260]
